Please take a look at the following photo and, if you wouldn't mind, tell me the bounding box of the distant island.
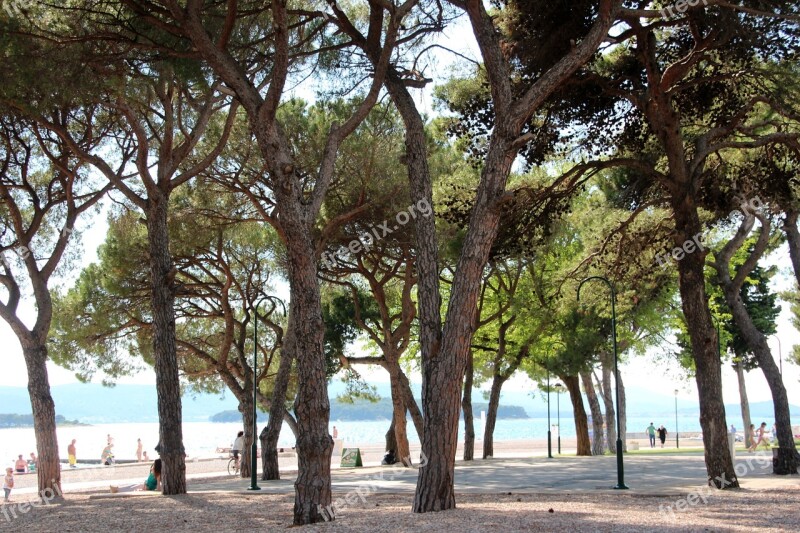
[0,413,87,428]
[210,399,530,422]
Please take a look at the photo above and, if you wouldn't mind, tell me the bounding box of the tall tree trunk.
[388,364,412,466]
[22,343,61,499]
[735,361,753,448]
[399,369,424,439]
[563,375,591,456]
[280,215,332,524]
[262,328,295,481]
[599,359,617,454]
[146,193,186,495]
[672,197,737,488]
[482,373,505,459]
[782,209,800,287]
[618,370,627,453]
[385,418,397,454]
[239,393,254,479]
[722,283,799,474]
[463,355,475,461]
[581,371,605,455]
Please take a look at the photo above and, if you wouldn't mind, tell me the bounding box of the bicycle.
[227,453,240,476]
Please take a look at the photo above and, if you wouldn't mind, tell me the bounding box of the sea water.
[0,414,715,468]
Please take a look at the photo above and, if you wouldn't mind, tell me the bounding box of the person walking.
[3,468,13,502]
[68,439,77,468]
[747,424,757,452]
[136,439,143,462]
[657,425,667,448]
[646,422,657,448]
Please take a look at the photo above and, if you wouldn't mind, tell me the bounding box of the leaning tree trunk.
[581,371,605,455]
[735,361,753,448]
[262,328,295,481]
[22,343,61,499]
[385,417,398,454]
[563,375,591,456]
[463,354,475,461]
[239,393,254,479]
[723,284,799,474]
[783,208,800,287]
[146,193,186,495]
[482,373,505,459]
[672,197,737,488]
[599,360,617,454]
[618,370,628,452]
[388,363,412,466]
[280,213,332,524]
[399,369,424,438]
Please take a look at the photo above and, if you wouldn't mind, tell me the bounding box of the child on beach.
[3,468,13,502]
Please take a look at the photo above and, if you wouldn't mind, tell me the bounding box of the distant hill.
[210,399,529,422]
[0,413,85,428]
[0,382,796,424]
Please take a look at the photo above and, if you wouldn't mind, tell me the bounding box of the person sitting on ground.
[111,459,162,493]
[27,452,37,472]
[101,443,115,465]
[381,449,396,465]
[14,454,27,473]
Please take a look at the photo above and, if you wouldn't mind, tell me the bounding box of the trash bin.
[727,433,736,460]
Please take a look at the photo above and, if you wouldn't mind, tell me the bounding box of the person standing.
[136,439,144,462]
[68,439,77,468]
[657,425,667,448]
[646,422,656,448]
[3,468,13,502]
[332,426,338,439]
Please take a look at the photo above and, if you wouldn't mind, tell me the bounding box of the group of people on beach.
[66,435,149,468]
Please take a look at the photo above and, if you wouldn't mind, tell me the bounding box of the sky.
[1,12,799,414]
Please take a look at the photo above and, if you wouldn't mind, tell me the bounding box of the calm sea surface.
[0,414,720,466]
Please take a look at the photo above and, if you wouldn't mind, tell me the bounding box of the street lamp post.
[248,299,263,491]
[555,383,563,454]
[578,276,628,490]
[674,389,679,449]
[547,367,552,459]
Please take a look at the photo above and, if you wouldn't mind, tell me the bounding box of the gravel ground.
[2,486,798,532]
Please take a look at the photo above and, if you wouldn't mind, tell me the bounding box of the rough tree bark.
[618,371,627,453]
[581,371,605,455]
[671,195,737,487]
[715,213,798,474]
[385,418,398,455]
[239,391,254,479]
[22,344,61,498]
[782,209,800,287]
[599,359,617,454]
[146,192,186,494]
[562,375,591,456]
[463,355,475,461]
[262,323,295,480]
[369,0,618,510]
[388,363,412,465]
[482,374,507,459]
[734,361,753,448]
